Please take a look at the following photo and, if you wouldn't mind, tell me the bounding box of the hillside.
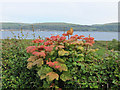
[0,22,118,32]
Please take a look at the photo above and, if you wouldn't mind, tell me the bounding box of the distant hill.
[0,22,118,32]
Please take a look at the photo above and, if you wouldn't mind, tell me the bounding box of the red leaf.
[44,41,53,45]
[59,36,66,41]
[32,39,44,43]
[26,46,37,53]
[44,46,53,52]
[32,51,46,57]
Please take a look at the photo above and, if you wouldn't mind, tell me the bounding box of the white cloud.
[0,0,119,3]
[0,2,118,25]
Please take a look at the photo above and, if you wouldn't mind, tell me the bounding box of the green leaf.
[77,63,85,70]
[59,64,68,72]
[37,66,53,80]
[58,49,69,56]
[43,81,50,88]
[74,77,77,80]
[94,85,98,88]
[77,46,84,51]
[77,54,84,57]
[60,71,72,81]
[78,57,84,61]
[73,62,77,66]
[49,51,55,56]
[56,58,65,63]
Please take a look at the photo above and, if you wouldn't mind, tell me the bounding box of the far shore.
[0,29,118,32]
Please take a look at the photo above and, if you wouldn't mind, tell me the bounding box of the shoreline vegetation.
[0,29,118,32]
[1,39,120,51]
[2,30,120,89]
[0,22,118,32]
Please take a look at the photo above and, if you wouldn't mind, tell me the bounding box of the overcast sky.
[0,0,118,25]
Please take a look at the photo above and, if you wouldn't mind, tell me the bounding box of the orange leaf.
[55,45,64,50]
[67,28,73,35]
[70,41,83,45]
[46,72,59,81]
[32,58,43,67]
[27,62,33,69]
[27,56,37,62]
[62,33,68,36]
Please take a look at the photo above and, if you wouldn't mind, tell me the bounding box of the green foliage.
[37,66,53,80]
[1,22,118,32]
[2,39,43,89]
[2,30,120,89]
[60,71,72,81]
[93,39,120,51]
[65,49,120,89]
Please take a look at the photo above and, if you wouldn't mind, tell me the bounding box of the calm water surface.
[1,31,119,41]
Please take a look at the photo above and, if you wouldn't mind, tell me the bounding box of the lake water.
[0,31,119,41]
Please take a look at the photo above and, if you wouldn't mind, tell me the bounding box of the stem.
[106,41,108,50]
[68,35,69,39]
[58,77,64,88]
[84,45,88,61]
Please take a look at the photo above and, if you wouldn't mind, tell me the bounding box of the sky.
[0,0,118,25]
